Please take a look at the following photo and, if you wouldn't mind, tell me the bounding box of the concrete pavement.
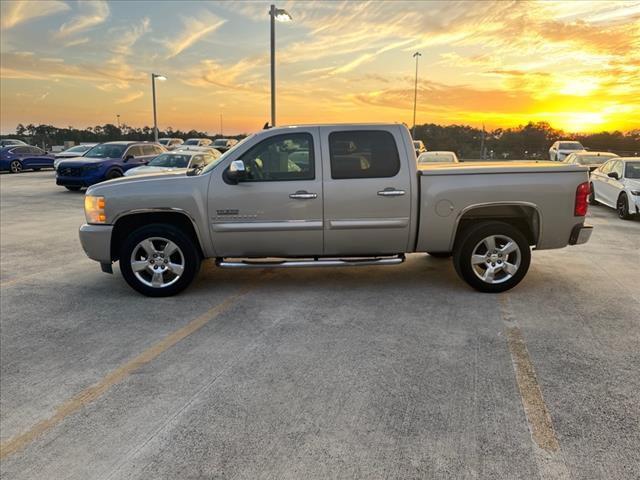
[1,171,638,479]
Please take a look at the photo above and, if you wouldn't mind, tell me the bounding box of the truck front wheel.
[453,222,530,293]
[119,224,201,297]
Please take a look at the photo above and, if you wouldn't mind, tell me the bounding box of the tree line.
[2,121,638,159]
[412,122,639,159]
[4,123,246,150]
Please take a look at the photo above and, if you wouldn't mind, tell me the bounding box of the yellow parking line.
[499,295,571,479]
[499,295,559,452]
[0,279,263,460]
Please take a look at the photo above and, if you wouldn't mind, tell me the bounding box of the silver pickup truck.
[79,124,592,296]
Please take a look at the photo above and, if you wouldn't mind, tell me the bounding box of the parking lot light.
[270,4,292,127]
[151,73,167,143]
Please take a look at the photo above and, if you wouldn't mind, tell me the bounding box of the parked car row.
[54,141,230,190]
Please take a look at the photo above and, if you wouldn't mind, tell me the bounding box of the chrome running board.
[216,254,405,269]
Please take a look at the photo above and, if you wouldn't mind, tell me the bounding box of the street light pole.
[151,73,167,142]
[412,52,422,139]
[116,114,120,128]
[269,5,292,127]
[270,4,276,127]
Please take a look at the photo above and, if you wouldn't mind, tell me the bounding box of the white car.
[124,150,220,177]
[183,138,212,147]
[590,157,640,219]
[413,140,426,156]
[53,143,98,169]
[564,151,617,172]
[549,141,585,161]
[212,138,239,153]
[158,138,184,150]
[417,151,459,163]
[174,146,221,156]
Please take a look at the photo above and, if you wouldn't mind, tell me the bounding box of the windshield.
[199,134,254,175]
[184,139,200,145]
[213,139,227,147]
[625,162,640,179]
[559,142,583,150]
[159,139,170,145]
[575,154,614,165]
[148,153,192,168]
[418,152,456,163]
[85,144,127,158]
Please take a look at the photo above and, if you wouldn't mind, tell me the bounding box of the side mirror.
[607,172,619,180]
[226,160,247,184]
[124,154,134,162]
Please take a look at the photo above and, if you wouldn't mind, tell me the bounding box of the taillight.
[575,182,589,216]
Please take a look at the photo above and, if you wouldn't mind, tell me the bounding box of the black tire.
[453,221,531,293]
[426,251,452,258]
[32,167,41,171]
[617,194,633,220]
[106,169,123,180]
[119,223,201,297]
[65,186,82,191]
[9,160,22,173]
[588,183,599,205]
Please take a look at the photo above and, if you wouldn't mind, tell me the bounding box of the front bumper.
[569,224,593,245]
[57,176,95,187]
[79,223,113,263]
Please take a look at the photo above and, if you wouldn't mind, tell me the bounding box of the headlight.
[630,190,640,196]
[84,195,106,224]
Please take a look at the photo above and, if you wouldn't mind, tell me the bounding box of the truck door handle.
[289,191,317,200]
[377,188,406,197]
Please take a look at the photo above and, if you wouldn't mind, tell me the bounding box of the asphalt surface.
[1,170,639,480]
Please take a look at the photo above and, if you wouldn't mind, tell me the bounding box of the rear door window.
[329,131,400,179]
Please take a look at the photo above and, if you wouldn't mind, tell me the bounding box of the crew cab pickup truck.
[79,124,593,296]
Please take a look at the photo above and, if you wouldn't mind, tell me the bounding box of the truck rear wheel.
[453,221,530,293]
[119,224,201,297]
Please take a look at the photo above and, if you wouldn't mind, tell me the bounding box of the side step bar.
[216,254,405,269]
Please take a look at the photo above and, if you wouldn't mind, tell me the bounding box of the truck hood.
[57,157,113,167]
[87,170,187,192]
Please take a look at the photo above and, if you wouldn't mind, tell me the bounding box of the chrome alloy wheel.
[10,161,22,173]
[470,234,521,284]
[130,237,185,288]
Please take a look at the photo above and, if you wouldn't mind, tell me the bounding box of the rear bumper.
[79,224,113,263]
[569,223,593,245]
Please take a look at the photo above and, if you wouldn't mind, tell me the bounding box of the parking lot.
[1,170,639,479]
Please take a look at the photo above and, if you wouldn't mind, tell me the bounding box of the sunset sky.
[1,0,639,135]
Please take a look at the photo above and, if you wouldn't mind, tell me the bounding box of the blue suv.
[56,141,166,191]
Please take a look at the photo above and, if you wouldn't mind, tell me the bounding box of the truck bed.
[415,161,589,252]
